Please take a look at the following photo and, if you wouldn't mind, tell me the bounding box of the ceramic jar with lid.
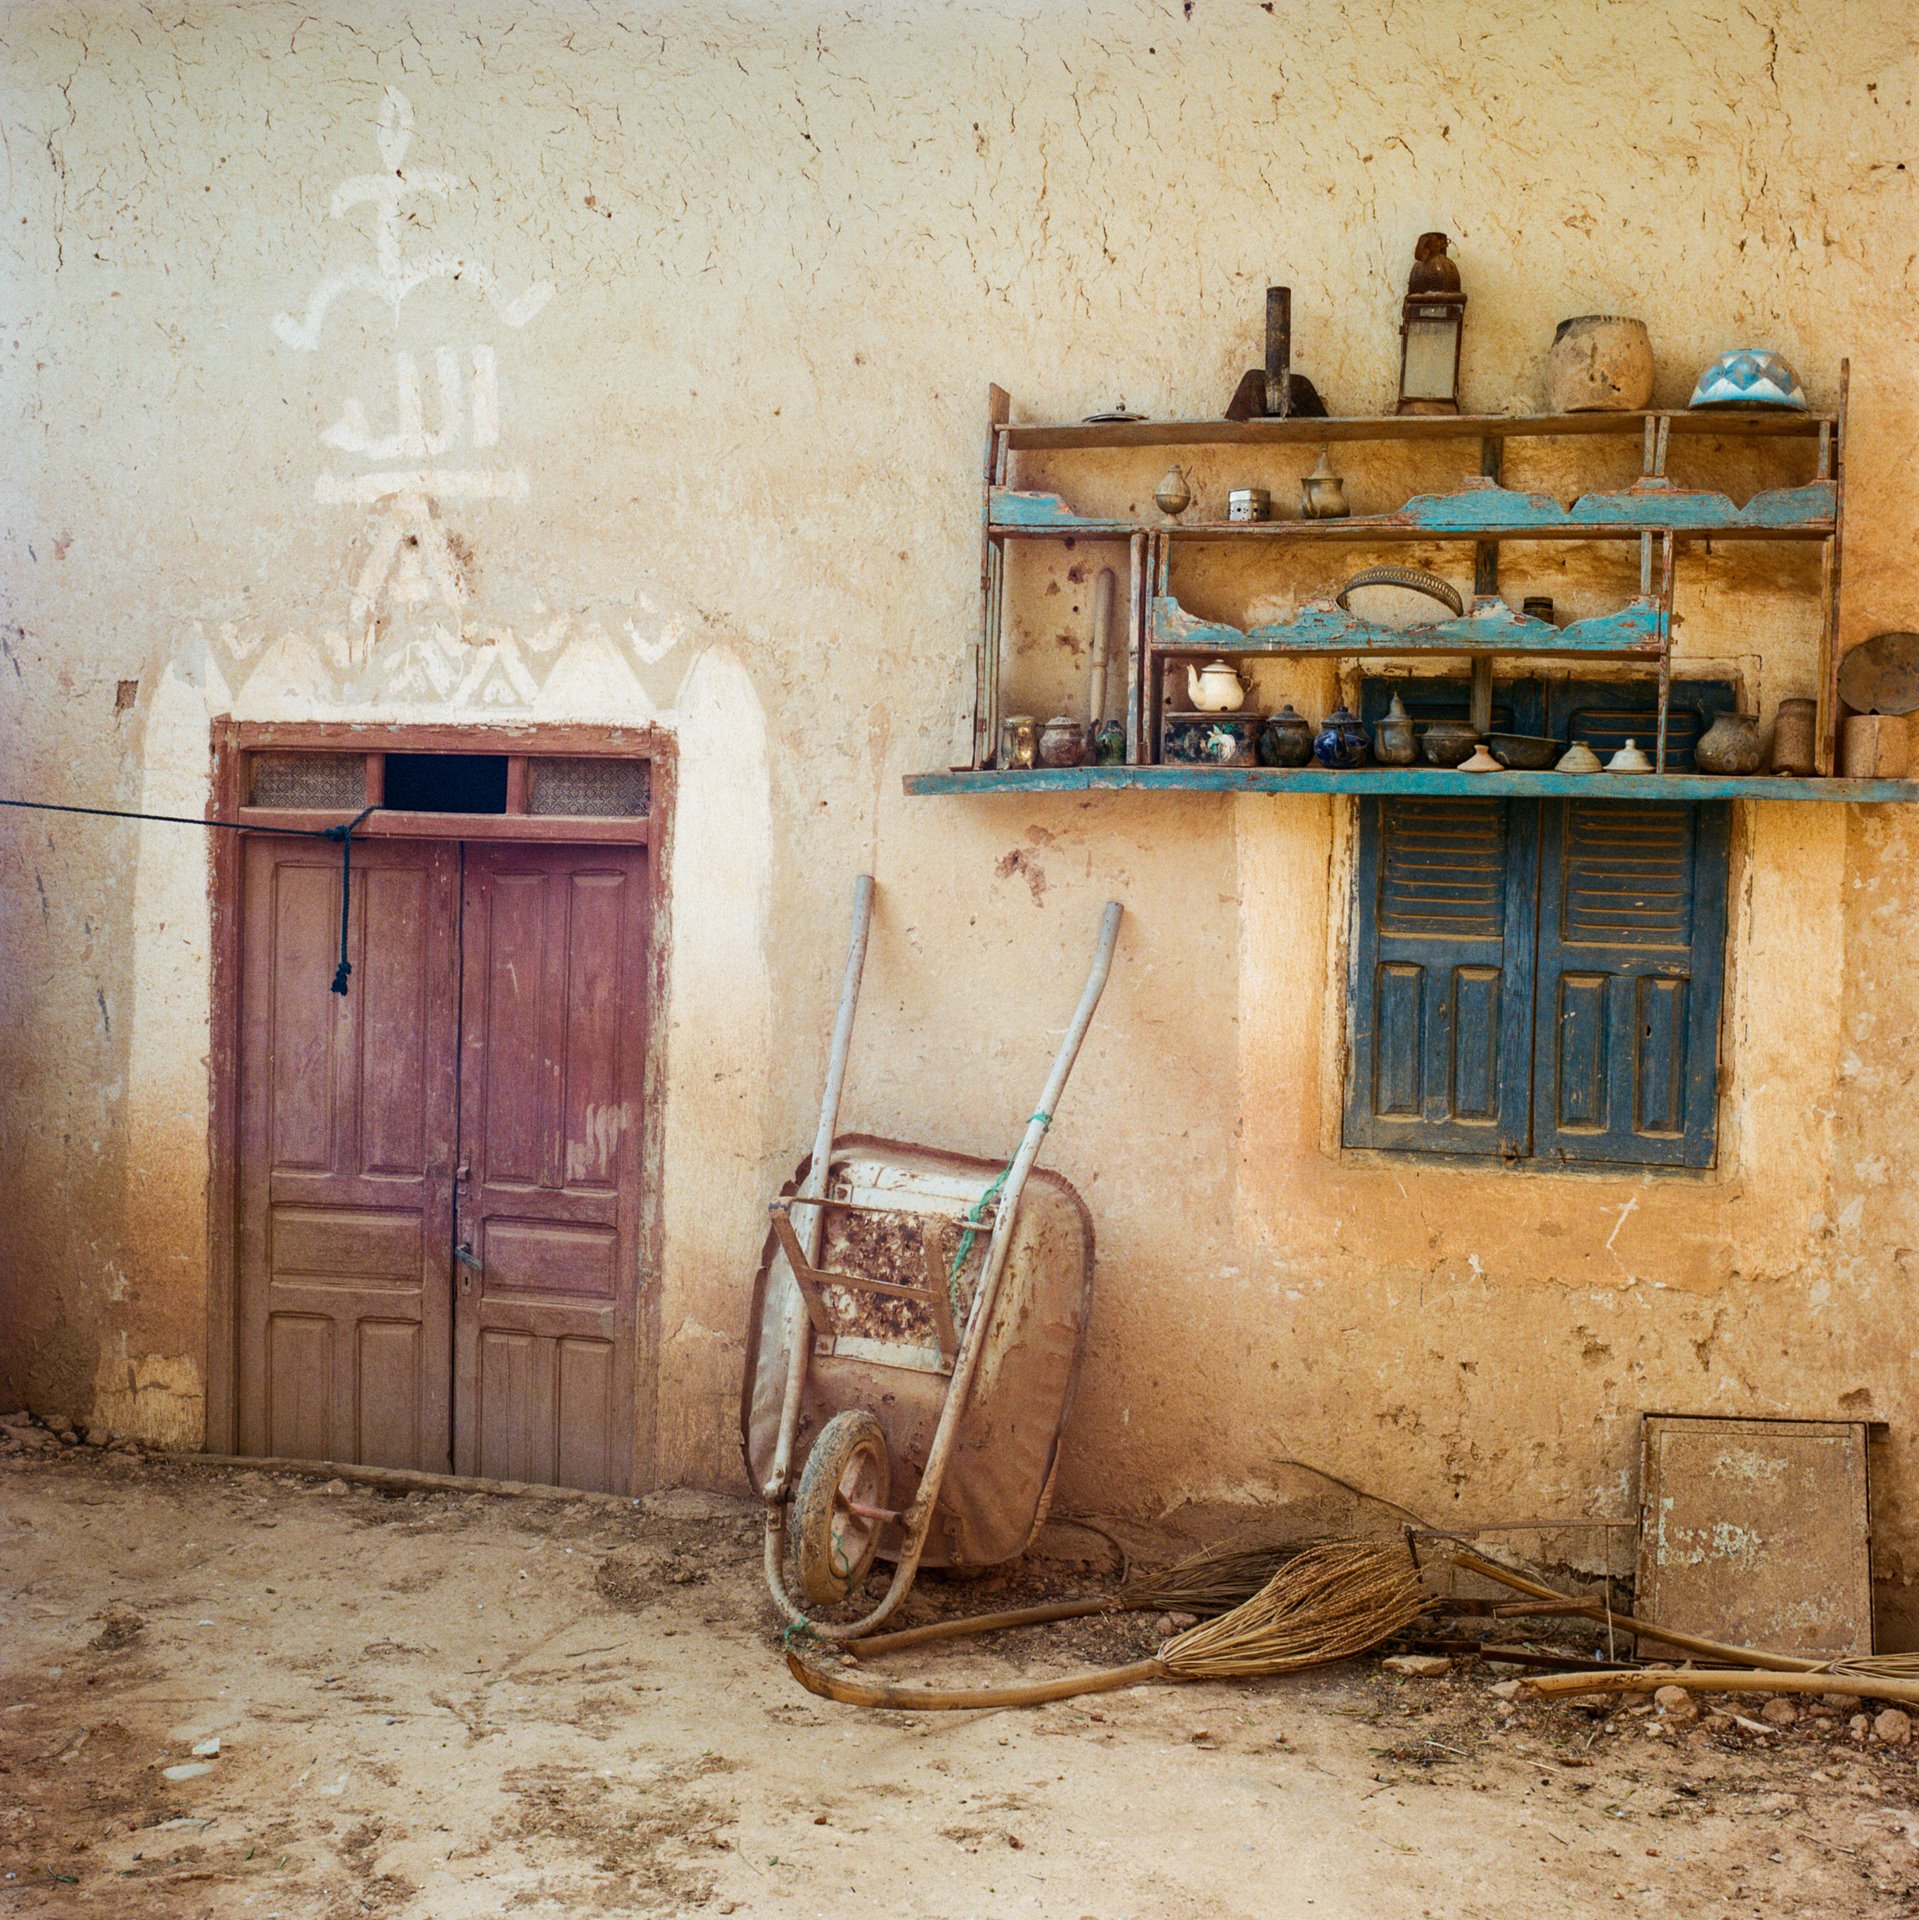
[1037,716,1088,767]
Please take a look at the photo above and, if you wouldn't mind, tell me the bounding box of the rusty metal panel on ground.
[1636,1414,1872,1659]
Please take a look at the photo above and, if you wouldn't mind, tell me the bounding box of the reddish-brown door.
[455,845,649,1494]
[234,839,647,1492]
[235,837,460,1471]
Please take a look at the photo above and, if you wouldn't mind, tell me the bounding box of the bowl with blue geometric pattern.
[1688,348,1808,410]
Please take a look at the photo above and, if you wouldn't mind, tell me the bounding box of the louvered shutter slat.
[1344,796,1537,1156]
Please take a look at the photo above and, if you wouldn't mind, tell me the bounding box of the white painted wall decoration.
[232,86,685,712]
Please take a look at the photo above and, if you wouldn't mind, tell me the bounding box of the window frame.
[1341,676,1735,1171]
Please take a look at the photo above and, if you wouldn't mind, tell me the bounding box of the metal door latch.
[454,1242,483,1273]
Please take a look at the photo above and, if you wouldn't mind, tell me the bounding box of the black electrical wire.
[0,796,379,995]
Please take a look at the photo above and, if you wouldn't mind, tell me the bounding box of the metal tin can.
[1227,487,1271,522]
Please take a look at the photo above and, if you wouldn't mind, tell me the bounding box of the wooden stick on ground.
[1451,1550,1826,1674]
[1524,1669,1919,1710]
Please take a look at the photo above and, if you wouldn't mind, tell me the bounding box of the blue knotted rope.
[946,1112,1053,1320]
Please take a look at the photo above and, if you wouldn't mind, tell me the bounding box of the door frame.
[205,718,676,1491]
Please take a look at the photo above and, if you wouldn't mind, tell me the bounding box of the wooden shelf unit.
[956,376,1868,793]
[905,766,1919,803]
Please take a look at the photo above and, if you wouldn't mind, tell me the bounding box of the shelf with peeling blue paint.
[1150,593,1663,658]
[988,478,1836,541]
[903,767,1919,803]
[999,410,1837,452]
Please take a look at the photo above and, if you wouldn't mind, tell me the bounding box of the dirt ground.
[4,1439,1918,1918]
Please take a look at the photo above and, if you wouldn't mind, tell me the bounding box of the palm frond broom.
[786,1539,1430,1712]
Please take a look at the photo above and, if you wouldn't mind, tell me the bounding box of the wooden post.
[1819,360,1850,776]
[973,385,1011,769]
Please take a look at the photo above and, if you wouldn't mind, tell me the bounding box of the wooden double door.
[234,838,649,1492]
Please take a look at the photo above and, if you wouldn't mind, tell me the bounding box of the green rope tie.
[946,1112,1053,1321]
[781,1616,814,1650]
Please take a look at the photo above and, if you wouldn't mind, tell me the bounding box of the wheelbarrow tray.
[741,1132,1095,1569]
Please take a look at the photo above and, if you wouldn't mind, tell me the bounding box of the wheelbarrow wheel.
[794,1410,891,1607]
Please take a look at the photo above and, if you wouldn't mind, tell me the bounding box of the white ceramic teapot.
[1187,659,1249,713]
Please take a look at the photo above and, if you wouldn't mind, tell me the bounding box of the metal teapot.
[1186,659,1250,713]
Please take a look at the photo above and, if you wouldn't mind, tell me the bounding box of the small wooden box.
[1161,711,1260,767]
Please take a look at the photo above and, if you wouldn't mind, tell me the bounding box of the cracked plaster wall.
[2,1,1918,1632]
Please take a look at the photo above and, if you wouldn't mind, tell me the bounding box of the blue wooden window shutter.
[1344,677,1732,1169]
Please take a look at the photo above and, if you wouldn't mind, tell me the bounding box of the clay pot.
[1694,711,1764,775]
[1606,738,1653,773]
[1556,741,1603,774]
[1257,704,1315,768]
[1421,719,1478,767]
[1371,693,1417,766]
[1770,697,1816,776]
[1545,316,1655,414]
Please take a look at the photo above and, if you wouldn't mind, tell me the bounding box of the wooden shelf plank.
[1148,594,1662,659]
[903,767,1919,803]
[989,481,1835,542]
[1001,409,1835,452]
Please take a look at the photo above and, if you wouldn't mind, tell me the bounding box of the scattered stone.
[1761,1699,1799,1728]
[1874,1709,1911,1746]
[1653,1685,1699,1725]
[190,1737,221,1758]
[1851,1714,1873,1742]
[88,1604,147,1652]
[43,1415,73,1437]
[161,1761,214,1782]
[1822,1692,1863,1711]
[1382,1654,1451,1678]
[1488,1679,1523,1701]
[83,1428,110,1448]
[322,1478,350,1495]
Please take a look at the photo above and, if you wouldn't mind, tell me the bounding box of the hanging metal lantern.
[1396,232,1465,415]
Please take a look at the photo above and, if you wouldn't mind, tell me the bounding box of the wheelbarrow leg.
[783,899,1124,1641]
[763,875,876,1619]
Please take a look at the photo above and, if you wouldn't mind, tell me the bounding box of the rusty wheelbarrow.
[742,879,1122,1640]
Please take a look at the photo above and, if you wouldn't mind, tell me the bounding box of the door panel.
[456,845,647,1492]
[236,838,459,1471]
